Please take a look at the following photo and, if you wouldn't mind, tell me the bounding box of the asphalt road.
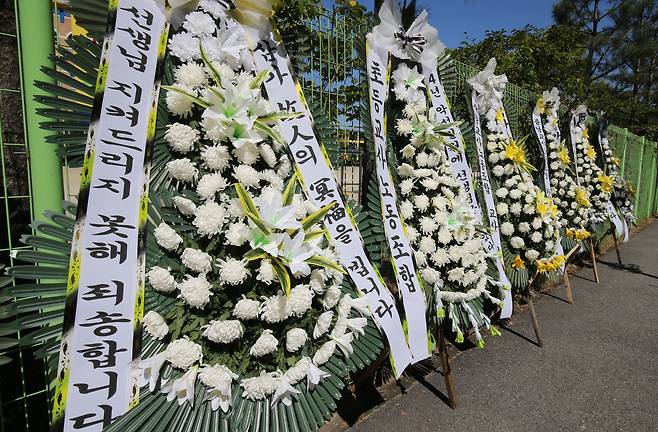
[351,220,658,432]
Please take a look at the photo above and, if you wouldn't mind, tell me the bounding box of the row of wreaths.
[0,1,638,431]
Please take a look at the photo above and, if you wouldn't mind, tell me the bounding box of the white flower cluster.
[570,106,612,226]
[138,4,368,410]
[480,89,560,274]
[597,123,635,225]
[392,64,496,307]
[534,91,592,233]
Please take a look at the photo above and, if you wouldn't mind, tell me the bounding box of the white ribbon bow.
[368,0,444,65]
[543,87,560,113]
[574,104,588,122]
[467,58,508,113]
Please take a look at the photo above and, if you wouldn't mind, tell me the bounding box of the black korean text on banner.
[468,92,514,318]
[365,40,430,361]
[245,23,413,376]
[531,111,567,269]
[52,1,168,430]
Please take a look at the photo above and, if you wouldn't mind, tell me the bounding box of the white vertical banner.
[245,23,413,376]
[532,112,566,269]
[596,123,629,242]
[469,92,513,318]
[365,40,429,361]
[56,1,168,431]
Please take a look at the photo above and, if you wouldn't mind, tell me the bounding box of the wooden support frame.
[611,226,623,265]
[527,294,544,348]
[589,238,600,283]
[562,269,574,304]
[438,327,458,409]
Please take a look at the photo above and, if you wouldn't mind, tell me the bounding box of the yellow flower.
[582,127,590,140]
[558,145,571,166]
[512,255,525,270]
[611,156,620,167]
[535,191,558,219]
[551,116,559,127]
[536,259,548,273]
[566,228,591,240]
[495,107,504,124]
[575,187,591,207]
[535,97,546,115]
[585,143,596,160]
[597,173,613,193]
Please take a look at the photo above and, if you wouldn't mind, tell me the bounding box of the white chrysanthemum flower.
[225,222,250,246]
[203,320,245,344]
[250,330,278,357]
[233,141,261,165]
[419,216,438,233]
[285,328,308,353]
[234,165,260,188]
[530,231,543,243]
[218,258,249,285]
[313,341,336,365]
[241,371,279,400]
[414,194,430,212]
[154,222,183,251]
[233,297,260,320]
[147,266,177,293]
[166,158,198,182]
[419,237,436,254]
[288,285,313,317]
[431,249,449,266]
[308,269,327,294]
[168,32,199,62]
[518,222,530,233]
[510,203,522,215]
[179,274,213,309]
[438,227,452,244]
[166,83,196,117]
[181,248,212,273]
[256,259,277,285]
[400,179,414,195]
[496,202,509,215]
[201,145,231,171]
[165,123,199,154]
[193,201,226,237]
[510,236,525,249]
[525,249,540,262]
[401,144,416,159]
[165,338,203,370]
[182,11,216,36]
[500,222,514,236]
[197,173,228,200]
[260,291,289,323]
[421,267,441,284]
[174,62,207,88]
[198,364,237,412]
[172,196,197,216]
[447,267,464,282]
[492,165,505,177]
[143,311,168,340]
[322,285,341,309]
[314,311,334,339]
[496,187,509,198]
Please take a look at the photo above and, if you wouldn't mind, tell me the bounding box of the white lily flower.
[346,317,368,337]
[280,231,316,277]
[255,191,303,231]
[270,375,301,407]
[306,362,331,391]
[467,58,508,113]
[136,352,167,392]
[162,366,198,406]
[332,332,354,358]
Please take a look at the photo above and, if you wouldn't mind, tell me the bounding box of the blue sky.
[357,0,557,48]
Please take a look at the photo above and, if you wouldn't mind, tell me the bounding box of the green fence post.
[634,137,645,220]
[620,128,629,179]
[17,0,63,219]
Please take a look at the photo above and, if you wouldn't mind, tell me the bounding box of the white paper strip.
[532,112,566,269]
[469,91,513,318]
[365,41,429,361]
[59,2,167,430]
[246,24,413,377]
